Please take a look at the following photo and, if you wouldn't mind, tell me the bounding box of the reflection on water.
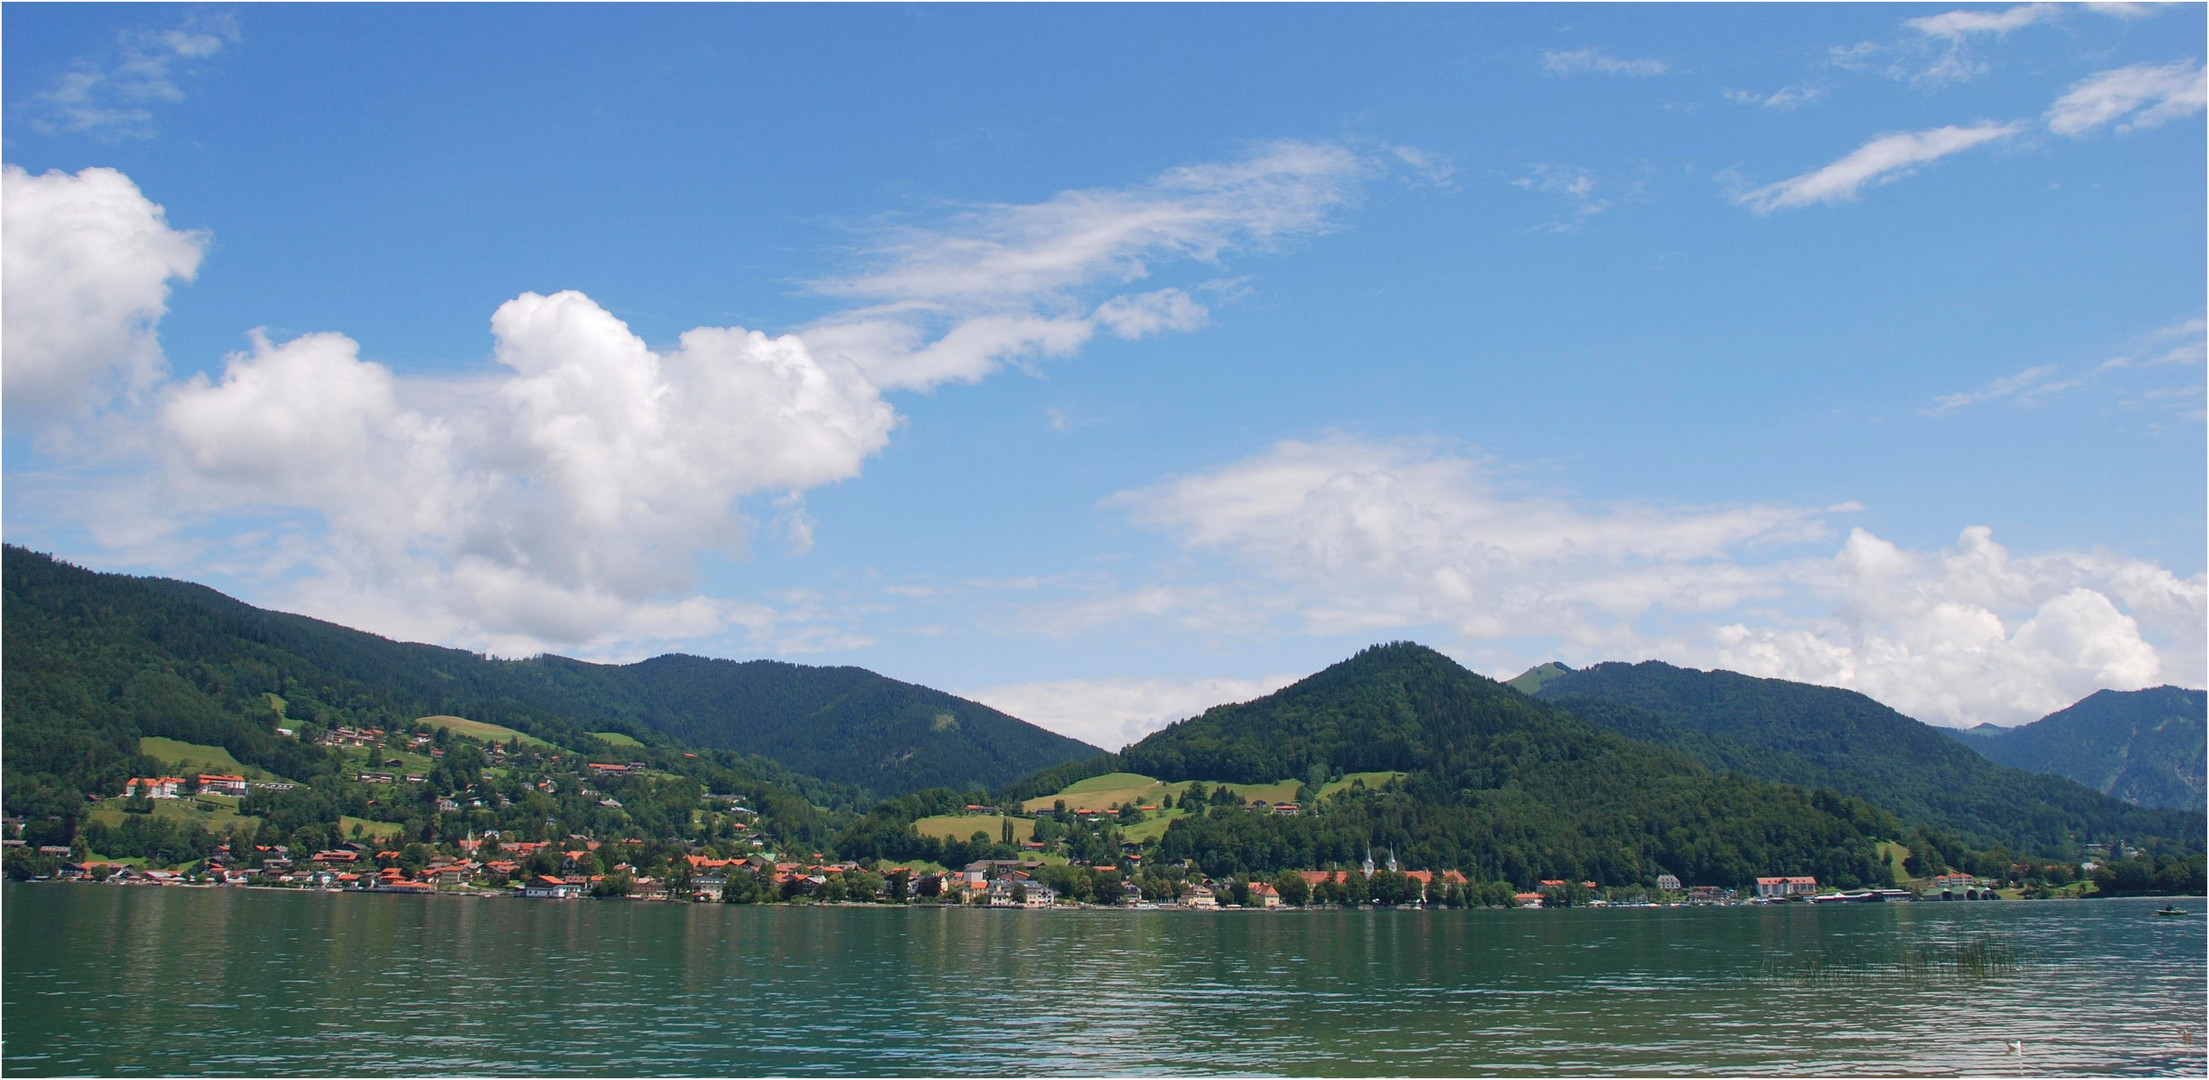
[4,884,2202,1076]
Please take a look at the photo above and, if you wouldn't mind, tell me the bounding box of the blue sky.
[5,4,2203,749]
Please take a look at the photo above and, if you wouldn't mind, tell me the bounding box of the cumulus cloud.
[26,15,238,139]
[1103,436,2203,726]
[967,674,1302,751]
[2046,61,2208,137]
[1714,527,2201,726]
[2,165,207,422]
[1737,122,2020,213]
[800,140,1368,390]
[153,290,896,654]
[1541,49,1670,77]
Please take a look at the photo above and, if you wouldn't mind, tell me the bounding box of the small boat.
[2155,905,2190,916]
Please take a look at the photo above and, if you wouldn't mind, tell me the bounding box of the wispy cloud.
[1542,48,1669,78]
[1737,122,2020,214]
[1514,164,1609,233]
[1905,4,2058,40]
[966,674,1303,750]
[2046,60,2208,137]
[800,141,1385,390]
[1924,364,2082,415]
[1724,85,1825,111]
[25,15,238,139]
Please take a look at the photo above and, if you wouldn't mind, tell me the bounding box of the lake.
[4,884,2202,1075]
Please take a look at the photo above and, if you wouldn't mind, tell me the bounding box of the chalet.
[197,774,249,796]
[1755,876,1818,899]
[1272,802,1301,816]
[311,849,361,864]
[357,771,396,784]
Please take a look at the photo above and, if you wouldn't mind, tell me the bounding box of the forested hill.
[496,653,1102,794]
[1042,642,1905,890]
[1,547,1098,803]
[1530,660,2204,857]
[1946,687,2206,811]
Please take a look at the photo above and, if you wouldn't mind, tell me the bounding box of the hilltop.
[985,643,1905,890]
[1,546,1098,812]
[1527,660,2203,857]
[1946,687,2205,811]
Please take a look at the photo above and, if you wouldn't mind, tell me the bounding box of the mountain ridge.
[1945,686,2205,810]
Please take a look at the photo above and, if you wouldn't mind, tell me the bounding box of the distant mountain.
[1,547,1099,806]
[1528,660,2204,857]
[1946,687,2205,811]
[1033,643,1906,890]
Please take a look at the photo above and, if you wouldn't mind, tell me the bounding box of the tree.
[1274,871,1310,907]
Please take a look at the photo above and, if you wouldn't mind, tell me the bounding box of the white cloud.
[1101,437,2203,727]
[1737,122,2020,214]
[1542,49,1669,77]
[1924,364,2083,415]
[27,15,238,139]
[1714,527,2200,726]
[2046,61,2208,137]
[1724,86,1825,110]
[1906,4,2058,40]
[1514,164,1609,232]
[152,289,897,654]
[966,674,1302,751]
[800,140,1370,390]
[1,165,207,422]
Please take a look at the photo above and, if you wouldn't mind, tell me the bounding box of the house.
[1656,873,1683,892]
[197,774,249,796]
[694,875,728,902]
[1754,876,1818,898]
[1272,802,1301,816]
[1185,885,1219,909]
[1248,882,1282,908]
[124,777,185,799]
[357,771,396,784]
[518,874,582,899]
[1514,892,1545,909]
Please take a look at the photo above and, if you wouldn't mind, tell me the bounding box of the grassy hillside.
[1946,687,2205,811]
[1532,661,2204,858]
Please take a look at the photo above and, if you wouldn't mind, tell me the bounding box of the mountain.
[1946,687,2205,811]
[1027,643,1906,890]
[1528,660,2204,857]
[1,546,1099,807]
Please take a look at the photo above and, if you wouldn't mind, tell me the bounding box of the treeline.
[1533,662,2205,859]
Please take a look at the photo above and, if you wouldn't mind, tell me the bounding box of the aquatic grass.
[1759,935,2020,987]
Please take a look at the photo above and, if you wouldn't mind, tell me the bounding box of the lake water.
[4,884,2203,1076]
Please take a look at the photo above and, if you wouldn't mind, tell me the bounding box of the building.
[1656,873,1683,892]
[197,774,249,796]
[123,777,185,799]
[1247,882,1282,908]
[1755,876,1818,898]
[1185,885,1219,909]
